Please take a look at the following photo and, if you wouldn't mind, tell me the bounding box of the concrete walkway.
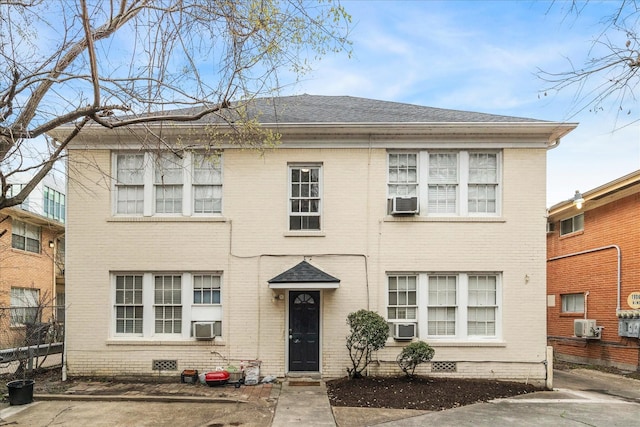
[271,381,336,426]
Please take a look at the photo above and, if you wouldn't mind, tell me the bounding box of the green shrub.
[396,341,435,378]
[345,309,389,379]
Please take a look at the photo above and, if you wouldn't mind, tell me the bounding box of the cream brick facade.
[56,96,576,385]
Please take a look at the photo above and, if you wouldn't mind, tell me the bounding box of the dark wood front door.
[288,291,320,371]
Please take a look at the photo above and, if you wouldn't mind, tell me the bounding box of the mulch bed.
[326,375,540,411]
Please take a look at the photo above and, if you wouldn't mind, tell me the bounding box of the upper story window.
[7,184,29,210]
[387,272,501,340]
[154,153,183,214]
[12,219,40,253]
[193,274,221,304]
[289,164,322,231]
[44,186,66,223]
[388,150,501,217]
[561,293,584,313]
[560,213,583,236]
[114,152,222,217]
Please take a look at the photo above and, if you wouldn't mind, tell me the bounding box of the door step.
[287,379,322,386]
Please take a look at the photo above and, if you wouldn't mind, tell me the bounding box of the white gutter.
[547,245,622,311]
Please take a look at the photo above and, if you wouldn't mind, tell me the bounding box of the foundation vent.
[152,359,178,371]
[431,361,457,373]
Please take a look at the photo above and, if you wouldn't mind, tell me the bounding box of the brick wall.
[547,192,640,370]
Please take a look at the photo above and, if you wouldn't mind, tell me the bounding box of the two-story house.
[50,95,576,385]
[547,170,640,371]
[0,175,66,348]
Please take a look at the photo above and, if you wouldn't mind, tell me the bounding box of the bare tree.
[538,1,639,125]
[0,0,351,210]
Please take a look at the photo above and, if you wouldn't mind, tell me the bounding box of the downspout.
[547,245,622,311]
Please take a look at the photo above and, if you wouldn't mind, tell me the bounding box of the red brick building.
[547,170,640,371]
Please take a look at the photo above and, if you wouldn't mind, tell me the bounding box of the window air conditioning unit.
[193,321,220,340]
[574,319,597,338]
[391,197,418,215]
[393,323,416,340]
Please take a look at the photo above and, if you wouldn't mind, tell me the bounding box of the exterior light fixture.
[571,190,584,209]
[49,241,55,248]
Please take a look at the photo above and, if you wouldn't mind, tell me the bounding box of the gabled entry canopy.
[268,260,340,289]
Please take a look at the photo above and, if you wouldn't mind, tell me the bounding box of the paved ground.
[1,368,639,427]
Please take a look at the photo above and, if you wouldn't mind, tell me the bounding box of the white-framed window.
[561,293,585,313]
[115,154,145,215]
[112,272,222,339]
[193,274,221,304]
[11,220,41,254]
[10,287,40,326]
[154,153,183,214]
[387,272,501,340]
[44,186,66,223]
[387,150,501,216]
[154,275,182,334]
[113,151,223,217]
[387,275,417,321]
[560,214,584,236]
[289,164,322,230]
[115,275,143,334]
[388,153,418,198]
[192,153,222,214]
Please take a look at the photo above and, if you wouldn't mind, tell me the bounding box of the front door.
[288,290,320,372]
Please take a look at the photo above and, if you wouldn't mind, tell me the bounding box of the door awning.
[268,260,340,289]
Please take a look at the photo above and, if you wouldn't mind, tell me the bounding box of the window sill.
[385,339,505,347]
[107,338,226,346]
[284,231,326,237]
[559,230,584,239]
[559,312,585,317]
[383,216,505,223]
[107,216,228,223]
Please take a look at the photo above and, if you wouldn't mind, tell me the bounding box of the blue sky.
[285,0,640,206]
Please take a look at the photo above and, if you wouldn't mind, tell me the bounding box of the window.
[44,186,66,222]
[388,153,418,198]
[387,275,417,321]
[427,275,457,335]
[12,220,41,253]
[113,272,221,339]
[114,152,223,217]
[289,165,321,230]
[388,151,501,216]
[115,275,143,334]
[561,293,584,313]
[193,275,221,304]
[154,275,182,334]
[10,288,40,326]
[7,184,29,210]
[154,153,183,214]
[467,275,497,335]
[387,272,501,340]
[116,154,144,214]
[560,214,584,236]
[192,153,222,214]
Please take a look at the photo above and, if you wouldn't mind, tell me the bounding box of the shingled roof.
[171,94,545,124]
[268,260,340,284]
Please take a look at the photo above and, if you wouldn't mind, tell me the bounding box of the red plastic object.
[205,370,230,386]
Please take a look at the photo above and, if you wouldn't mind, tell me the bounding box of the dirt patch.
[326,376,540,411]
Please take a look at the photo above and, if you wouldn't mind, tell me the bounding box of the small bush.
[345,309,389,379]
[396,341,435,378]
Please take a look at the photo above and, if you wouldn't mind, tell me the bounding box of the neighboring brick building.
[0,176,65,348]
[547,170,640,371]
[50,95,576,385]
